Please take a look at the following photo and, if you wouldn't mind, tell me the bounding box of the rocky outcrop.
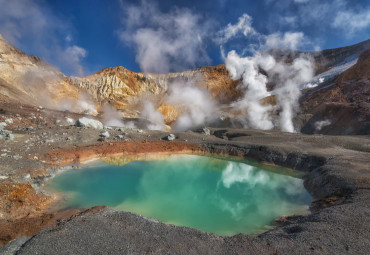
[312,39,370,74]
[300,49,370,135]
[0,35,81,107]
[67,65,240,110]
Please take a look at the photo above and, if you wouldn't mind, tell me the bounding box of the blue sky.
[0,0,369,76]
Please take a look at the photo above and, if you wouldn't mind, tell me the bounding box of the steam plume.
[166,80,217,131]
[139,101,166,131]
[222,14,314,132]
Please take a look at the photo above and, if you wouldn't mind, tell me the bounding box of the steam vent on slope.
[0,1,370,253]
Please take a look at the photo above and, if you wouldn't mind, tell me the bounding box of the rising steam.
[222,14,314,132]
[140,101,166,131]
[166,81,217,131]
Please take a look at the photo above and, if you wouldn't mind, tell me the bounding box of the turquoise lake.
[48,154,311,236]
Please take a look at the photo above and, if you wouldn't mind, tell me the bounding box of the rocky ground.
[0,102,369,254]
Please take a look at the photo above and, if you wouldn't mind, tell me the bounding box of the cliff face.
[68,65,240,109]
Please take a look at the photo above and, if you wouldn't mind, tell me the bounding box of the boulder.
[76,117,104,129]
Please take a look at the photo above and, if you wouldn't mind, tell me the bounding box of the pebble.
[5,118,13,124]
[100,131,110,138]
[202,127,211,136]
[6,133,14,140]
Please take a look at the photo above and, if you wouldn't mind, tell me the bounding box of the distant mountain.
[0,33,369,134]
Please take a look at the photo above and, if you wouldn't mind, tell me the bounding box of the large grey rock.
[76,117,103,129]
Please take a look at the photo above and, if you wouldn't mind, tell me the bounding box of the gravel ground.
[0,102,369,254]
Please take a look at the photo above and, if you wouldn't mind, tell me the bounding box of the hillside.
[300,49,370,135]
[0,34,369,134]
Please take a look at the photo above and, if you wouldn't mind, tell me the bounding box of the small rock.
[100,131,110,138]
[0,122,7,130]
[6,133,14,141]
[202,127,211,136]
[66,117,75,125]
[5,118,13,124]
[116,135,124,139]
[167,134,176,141]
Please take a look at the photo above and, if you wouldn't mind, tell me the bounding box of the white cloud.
[332,9,370,36]
[263,0,369,41]
[0,0,87,76]
[264,32,305,50]
[215,14,257,44]
[279,16,298,28]
[119,0,211,73]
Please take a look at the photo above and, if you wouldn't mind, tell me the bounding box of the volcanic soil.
[0,102,369,254]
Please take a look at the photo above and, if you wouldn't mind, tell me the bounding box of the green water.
[48,154,311,236]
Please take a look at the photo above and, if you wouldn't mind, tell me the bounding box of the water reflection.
[48,154,311,235]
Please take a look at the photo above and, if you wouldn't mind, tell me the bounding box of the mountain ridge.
[0,34,369,134]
